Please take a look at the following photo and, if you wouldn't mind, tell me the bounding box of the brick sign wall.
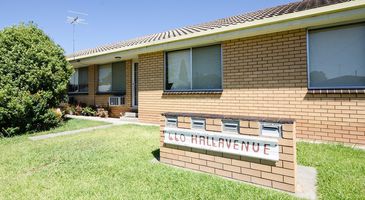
[159,113,297,193]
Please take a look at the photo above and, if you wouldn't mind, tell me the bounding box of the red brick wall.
[138,29,365,145]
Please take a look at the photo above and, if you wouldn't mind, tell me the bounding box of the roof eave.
[67,0,365,63]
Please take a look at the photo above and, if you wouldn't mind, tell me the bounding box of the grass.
[0,125,364,199]
[297,142,365,200]
[30,118,111,136]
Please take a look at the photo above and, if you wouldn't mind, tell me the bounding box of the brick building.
[67,0,365,145]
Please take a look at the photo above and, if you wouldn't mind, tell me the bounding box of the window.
[98,62,126,93]
[308,23,365,89]
[98,64,112,92]
[69,67,88,93]
[165,44,222,91]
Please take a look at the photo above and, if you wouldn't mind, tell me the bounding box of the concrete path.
[29,124,115,141]
[66,115,158,126]
[29,115,158,141]
[298,138,365,151]
[296,165,317,200]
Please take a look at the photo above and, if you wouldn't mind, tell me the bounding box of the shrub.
[70,106,76,115]
[53,108,63,120]
[81,107,96,116]
[0,23,73,136]
[75,105,83,115]
[96,107,109,118]
[59,102,70,115]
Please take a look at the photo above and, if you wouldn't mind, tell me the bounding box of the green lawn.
[297,142,365,200]
[0,125,364,199]
[30,118,111,136]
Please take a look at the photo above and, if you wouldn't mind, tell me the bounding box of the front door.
[132,62,138,107]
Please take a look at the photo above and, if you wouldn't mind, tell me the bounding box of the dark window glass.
[98,62,126,93]
[112,62,126,92]
[192,45,221,89]
[69,67,88,93]
[78,67,88,92]
[309,23,365,89]
[165,45,222,91]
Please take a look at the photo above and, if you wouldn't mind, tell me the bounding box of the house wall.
[70,60,133,117]
[138,29,365,145]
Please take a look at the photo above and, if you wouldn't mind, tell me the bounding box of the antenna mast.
[67,10,88,59]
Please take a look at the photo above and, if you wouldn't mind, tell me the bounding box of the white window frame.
[306,22,365,90]
[108,96,125,106]
[164,44,223,92]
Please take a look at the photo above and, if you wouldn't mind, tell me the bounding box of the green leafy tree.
[0,22,73,136]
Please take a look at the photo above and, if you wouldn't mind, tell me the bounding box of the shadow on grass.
[151,149,160,161]
[63,117,71,123]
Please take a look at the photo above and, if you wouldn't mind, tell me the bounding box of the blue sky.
[0,0,297,54]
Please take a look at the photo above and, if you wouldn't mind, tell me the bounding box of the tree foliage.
[0,23,73,136]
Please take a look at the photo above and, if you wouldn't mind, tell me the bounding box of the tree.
[0,23,73,136]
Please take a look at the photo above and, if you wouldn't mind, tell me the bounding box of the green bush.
[81,107,96,116]
[0,23,73,136]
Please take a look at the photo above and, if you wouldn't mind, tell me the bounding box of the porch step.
[123,112,138,118]
[130,107,138,113]
[120,116,139,122]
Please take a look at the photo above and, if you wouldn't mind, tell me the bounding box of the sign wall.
[164,127,279,161]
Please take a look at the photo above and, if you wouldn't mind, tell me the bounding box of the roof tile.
[67,0,352,59]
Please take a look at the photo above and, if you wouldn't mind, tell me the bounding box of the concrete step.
[123,112,138,118]
[120,116,139,122]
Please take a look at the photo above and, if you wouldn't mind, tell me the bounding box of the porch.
[68,60,139,118]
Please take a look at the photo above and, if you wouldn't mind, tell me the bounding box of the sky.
[0,0,298,55]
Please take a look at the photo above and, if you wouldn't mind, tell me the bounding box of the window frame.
[68,66,88,94]
[307,22,365,90]
[97,61,126,95]
[164,44,223,92]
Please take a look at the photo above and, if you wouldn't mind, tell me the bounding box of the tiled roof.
[67,0,352,59]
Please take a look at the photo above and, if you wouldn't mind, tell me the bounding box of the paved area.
[29,124,115,141]
[296,165,317,200]
[29,115,158,141]
[66,115,158,126]
[298,138,365,151]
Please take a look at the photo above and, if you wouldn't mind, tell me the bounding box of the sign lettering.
[164,127,279,161]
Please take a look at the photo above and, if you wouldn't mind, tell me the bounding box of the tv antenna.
[67,10,88,58]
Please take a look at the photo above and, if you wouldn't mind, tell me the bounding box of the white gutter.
[69,0,365,66]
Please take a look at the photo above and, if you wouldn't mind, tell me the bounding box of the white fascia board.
[69,0,365,67]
